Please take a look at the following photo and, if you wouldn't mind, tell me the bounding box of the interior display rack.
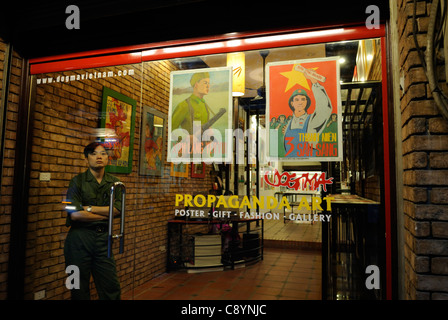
[167,217,263,272]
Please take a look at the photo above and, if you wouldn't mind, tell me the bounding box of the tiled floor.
[264,215,322,249]
[124,248,321,300]
[123,218,322,300]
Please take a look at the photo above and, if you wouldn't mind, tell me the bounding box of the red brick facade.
[0,39,22,299]
[1,0,448,300]
[397,0,448,299]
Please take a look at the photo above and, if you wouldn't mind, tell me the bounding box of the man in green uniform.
[64,142,122,300]
[171,72,212,134]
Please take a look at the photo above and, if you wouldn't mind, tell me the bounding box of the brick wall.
[0,38,22,299]
[396,0,448,299]
[27,61,214,299]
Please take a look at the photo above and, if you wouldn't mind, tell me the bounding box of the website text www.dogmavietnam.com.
[36,68,135,85]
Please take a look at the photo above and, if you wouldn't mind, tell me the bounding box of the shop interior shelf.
[167,217,263,272]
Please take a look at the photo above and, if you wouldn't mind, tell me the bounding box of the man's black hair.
[83,142,104,158]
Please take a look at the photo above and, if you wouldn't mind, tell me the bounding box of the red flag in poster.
[266,57,342,162]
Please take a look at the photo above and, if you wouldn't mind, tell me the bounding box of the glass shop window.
[29,37,383,299]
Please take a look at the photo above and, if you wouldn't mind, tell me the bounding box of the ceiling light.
[163,42,224,54]
[244,28,345,44]
[226,40,243,47]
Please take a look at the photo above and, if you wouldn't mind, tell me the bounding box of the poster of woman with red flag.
[266,57,343,162]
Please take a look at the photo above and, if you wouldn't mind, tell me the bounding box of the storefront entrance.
[16,25,393,300]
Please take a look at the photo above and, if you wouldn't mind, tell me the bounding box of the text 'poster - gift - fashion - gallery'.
[266,57,343,162]
[167,67,233,164]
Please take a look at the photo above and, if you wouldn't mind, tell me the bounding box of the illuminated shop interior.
[11,25,390,300]
[4,0,448,303]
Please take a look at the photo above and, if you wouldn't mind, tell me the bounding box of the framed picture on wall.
[139,106,167,176]
[191,162,205,178]
[100,87,136,174]
[170,162,189,178]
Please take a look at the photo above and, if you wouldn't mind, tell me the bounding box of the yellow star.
[280,64,318,92]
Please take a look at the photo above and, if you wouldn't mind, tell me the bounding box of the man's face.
[291,95,308,114]
[195,78,210,96]
[86,145,109,170]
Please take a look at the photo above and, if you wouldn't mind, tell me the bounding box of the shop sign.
[174,181,335,222]
[263,169,333,192]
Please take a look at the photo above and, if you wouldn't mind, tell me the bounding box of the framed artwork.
[100,86,136,174]
[139,106,167,176]
[266,57,343,162]
[170,162,189,178]
[191,162,205,178]
[167,67,233,164]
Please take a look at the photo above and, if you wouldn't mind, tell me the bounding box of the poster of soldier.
[167,67,233,164]
[266,57,343,162]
